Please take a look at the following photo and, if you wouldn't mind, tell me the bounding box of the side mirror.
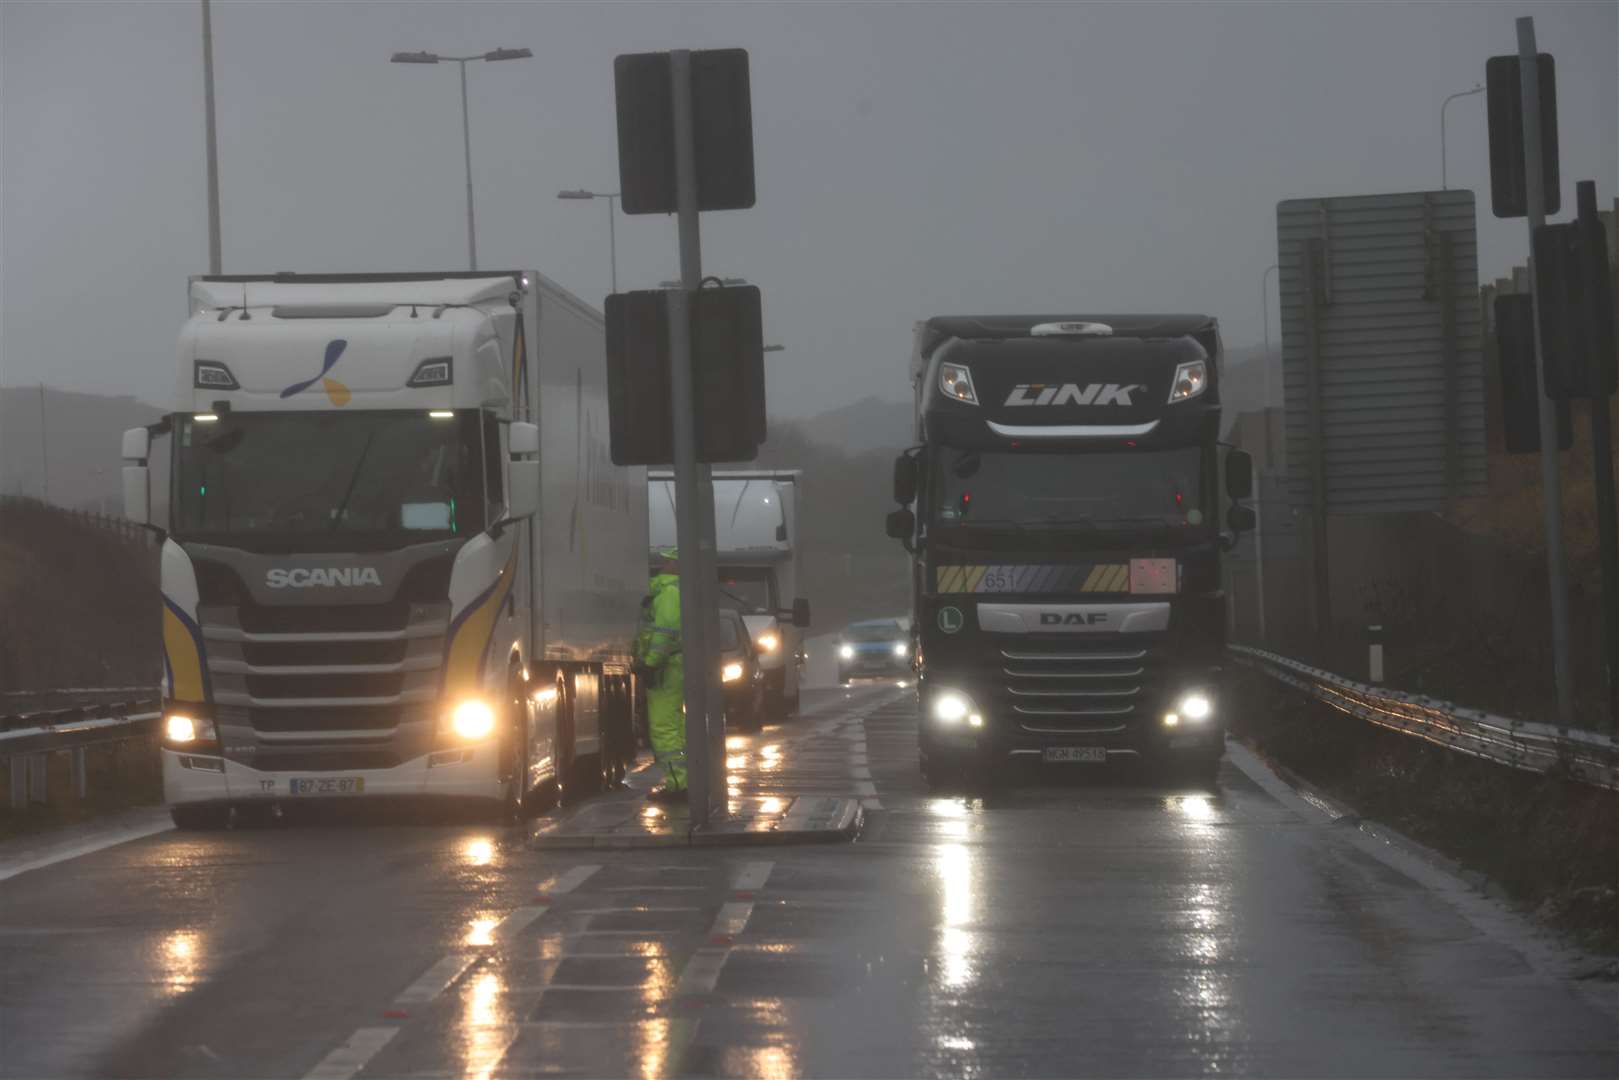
[1227,505,1256,533]
[123,465,150,525]
[893,454,917,505]
[507,459,540,521]
[122,427,150,462]
[509,421,539,456]
[886,508,915,541]
[791,598,811,628]
[1225,449,1254,501]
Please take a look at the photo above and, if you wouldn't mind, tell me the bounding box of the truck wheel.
[566,674,605,802]
[502,665,533,820]
[170,804,230,831]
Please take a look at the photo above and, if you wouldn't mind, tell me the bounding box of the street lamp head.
[484,47,533,62]
[557,189,596,200]
[391,51,440,64]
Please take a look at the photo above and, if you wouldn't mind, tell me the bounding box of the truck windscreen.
[717,567,777,614]
[932,446,1207,531]
[172,410,491,550]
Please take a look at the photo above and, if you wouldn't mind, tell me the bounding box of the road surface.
[1,683,1613,1078]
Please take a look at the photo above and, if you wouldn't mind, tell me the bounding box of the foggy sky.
[2,1,1615,419]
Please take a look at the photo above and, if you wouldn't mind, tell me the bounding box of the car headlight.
[448,699,497,740]
[755,632,780,653]
[1177,693,1213,721]
[164,713,217,744]
[722,661,744,683]
[932,691,971,724]
[892,641,909,658]
[839,644,854,660]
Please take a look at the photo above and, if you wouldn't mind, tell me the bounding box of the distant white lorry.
[122,272,647,827]
[648,470,810,723]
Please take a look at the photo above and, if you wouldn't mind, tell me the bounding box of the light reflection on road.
[159,929,202,995]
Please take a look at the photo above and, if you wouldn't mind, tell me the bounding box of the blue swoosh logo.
[280,339,348,399]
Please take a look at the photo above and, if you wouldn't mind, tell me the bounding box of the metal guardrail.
[1230,643,1619,792]
[1,692,160,810]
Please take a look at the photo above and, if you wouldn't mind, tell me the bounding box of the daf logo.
[1004,383,1146,407]
[1041,611,1107,626]
[265,567,383,589]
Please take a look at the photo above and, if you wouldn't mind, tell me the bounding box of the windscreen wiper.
[328,433,375,532]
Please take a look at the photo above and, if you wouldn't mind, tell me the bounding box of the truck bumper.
[163,744,505,807]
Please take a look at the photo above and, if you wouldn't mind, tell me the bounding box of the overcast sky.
[2,1,1615,418]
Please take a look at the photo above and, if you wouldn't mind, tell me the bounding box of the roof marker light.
[428,410,455,420]
[193,413,219,423]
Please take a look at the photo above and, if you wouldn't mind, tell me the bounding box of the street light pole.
[1440,83,1484,190]
[1262,263,1279,406]
[392,47,532,272]
[200,0,222,274]
[557,190,621,293]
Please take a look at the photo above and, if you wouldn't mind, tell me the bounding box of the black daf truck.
[885,315,1253,785]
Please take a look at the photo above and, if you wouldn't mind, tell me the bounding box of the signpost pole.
[1516,16,1574,729]
[666,49,718,826]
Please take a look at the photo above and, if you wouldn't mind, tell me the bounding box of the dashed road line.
[303,1027,399,1080]
[395,954,478,1005]
[729,860,775,892]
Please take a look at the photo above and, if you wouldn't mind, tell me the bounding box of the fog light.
[450,699,496,740]
[722,662,744,683]
[1162,713,1180,727]
[1178,694,1212,721]
[933,692,970,724]
[968,713,984,728]
[756,633,780,653]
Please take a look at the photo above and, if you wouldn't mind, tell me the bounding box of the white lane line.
[729,861,774,892]
[677,899,758,996]
[676,947,731,995]
[542,864,602,896]
[849,767,872,780]
[603,884,705,892]
[709,900,754,939]
[395,954,478,1005]
[0,815,172,884]
[853,780,878,797]
[861,797,885,811]
[493,905,547,942]
[303,1027,399,1080]
[573,906,701,914]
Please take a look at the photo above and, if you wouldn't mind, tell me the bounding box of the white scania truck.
[122,272,647,827]
[648,470,810,724]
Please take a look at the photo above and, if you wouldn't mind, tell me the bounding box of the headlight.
[449,699,497,740]
[1177,693,1213,721]
[839,644,855,660]
[932,691,971,724]
[892,641,909,658]
[164,714,216,744]
[755,632,780,653]
[939,362,979,405]
[722,661,744,683]
[1168,359,1208,403]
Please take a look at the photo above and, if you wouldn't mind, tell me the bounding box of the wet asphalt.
[1,682,1615,1079]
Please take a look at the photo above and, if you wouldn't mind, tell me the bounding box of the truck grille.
[1000,639,1158,733]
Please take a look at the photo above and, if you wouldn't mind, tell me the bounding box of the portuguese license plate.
[289,776,365,796]
[1043,746,1108,764]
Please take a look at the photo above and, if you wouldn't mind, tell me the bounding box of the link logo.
[266,567,382,589]
[1004,383,1145,407]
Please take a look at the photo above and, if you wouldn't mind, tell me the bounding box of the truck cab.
[887,315,1253,785]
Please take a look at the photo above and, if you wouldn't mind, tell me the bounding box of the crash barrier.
[0,692,160,810]
[0,495,154,547]
[1229,643,1619,792]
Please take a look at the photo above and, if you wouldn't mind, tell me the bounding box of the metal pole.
[201,0,222,273]
[1440,85,1483,192]
[1576,180,1619,733]
[1303,239,1332,639]
[37,383,48,504]
[667,50,718,826]
[607,195,619,294]
[458,59,478,271]
[1517,16,1573,729]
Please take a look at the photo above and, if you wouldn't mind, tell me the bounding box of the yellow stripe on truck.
[163,605,206,701]
[443,552,517,699]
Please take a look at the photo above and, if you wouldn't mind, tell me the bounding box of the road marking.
[303,1027,398,1080]
[850,767,872,780]
[677,899,757,995]
[0,814,172,884]
[709,900,754,939]
[493,905,547,942]
[395,954,478,1005]
[862,797,885,811]
[729,861,774,892]
[603,884,704,892]
[574,906,701,914]
[676,947,731,995]
[853,780,878,797]
[542,864,602,895]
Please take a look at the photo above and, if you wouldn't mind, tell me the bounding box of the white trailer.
[648,470,810,723]
[123,272,647,827]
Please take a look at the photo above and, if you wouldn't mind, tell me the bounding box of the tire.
[566,673,605,802]
[502,665,533,820]
[170,803,230,830]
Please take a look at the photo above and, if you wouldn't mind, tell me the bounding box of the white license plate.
[1043,747,1108,764]
[289,776,366,796]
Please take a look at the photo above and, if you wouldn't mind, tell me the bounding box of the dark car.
[837,618,912,685]
[720,608,766,732]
